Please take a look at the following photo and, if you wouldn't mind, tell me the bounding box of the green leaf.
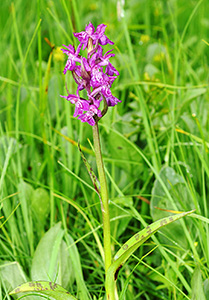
[203,278,209,300]
[31,223,75,289]
[107,130,142,177]
[48,75,62,118]
[110,197,133,239]
[0,261,35,299]
[191,266,206,300]
[146,43,166,62]
[31,187,50,229]
[150,166,195,248]
[113,210,194,262]
[179,88,207,116]
[21,181,34,205]
[183,88,206,102]
[65,233,91,300]
[106,210,194,296]
[9,281,78,300]
[0,136,20,166]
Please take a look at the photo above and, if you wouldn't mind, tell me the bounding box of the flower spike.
[61,23,120,126]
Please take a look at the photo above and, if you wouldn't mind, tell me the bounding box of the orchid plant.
[10,23,194,300]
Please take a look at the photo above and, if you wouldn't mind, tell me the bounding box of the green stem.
[92,123,115,299]
[92,123,112,271]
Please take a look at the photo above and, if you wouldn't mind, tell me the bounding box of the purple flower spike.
[61,23,120,126]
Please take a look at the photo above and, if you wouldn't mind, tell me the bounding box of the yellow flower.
[153,52,165,62]
[144,72,151,81]
[53,47,65,62]
[140,34,150,44]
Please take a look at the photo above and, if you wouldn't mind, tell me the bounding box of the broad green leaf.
[191,266,206,300]
[106,210,194,296]
[182,88,206,104]
[31,223,90,299]
[0,261,35,300]
[66,233,91,300]
[144,63,160,77]
[113,210,194,262]
[31,223,75,289]
[31,187,50,230]
[110,197,133,239]
[9,281,78,300]
[20,181,34,205]
[203,279,209,300]
[150,166,195,248]
[107,130,142,177]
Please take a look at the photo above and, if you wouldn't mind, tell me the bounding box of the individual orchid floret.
[94,24,114,46]
[61,44,81,74]
[90,67,117,90]
[105,63,119,76]
[78,104,102,126]
[90,85,121,107]
[60,23,120,126]
[101,87,121,106]
[74,23,96,50]
[90,67,106,88]
[89,46,119,76]
[74,22,114,50]
[60,94,90,117]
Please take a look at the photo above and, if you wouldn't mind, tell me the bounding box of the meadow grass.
[0,0,209,299]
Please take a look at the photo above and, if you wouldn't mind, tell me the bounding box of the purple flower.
[78,105,102,126]
[88,46,119,77]
[105,62,119,76]
[60,94,89,117]
[90,67,105,88]
[74,22,114,50]
[95,24,114,46]
[74,23,96,50]
[101,86,121,106]
[90,85,121,107]
[61,22,120,126]
[90,67,117,89]
[61,44,81,74]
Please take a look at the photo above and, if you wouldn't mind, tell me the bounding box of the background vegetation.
[0,0,209,299]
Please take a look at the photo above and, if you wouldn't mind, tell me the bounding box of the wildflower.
[91,46,119,76]
[74,23,114,50]
[61,44,81,74]
[140,34,150,44]
[60,94,90,117]
[61,23,120,126]
[53,47,65,62]
[78,104,102,126]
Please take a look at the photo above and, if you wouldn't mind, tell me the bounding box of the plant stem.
[93,122,116,300]
[92,123,112,272]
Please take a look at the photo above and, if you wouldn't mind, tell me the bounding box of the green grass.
[0,0,209,299]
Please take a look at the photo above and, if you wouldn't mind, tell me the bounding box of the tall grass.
[0,0,209,299]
